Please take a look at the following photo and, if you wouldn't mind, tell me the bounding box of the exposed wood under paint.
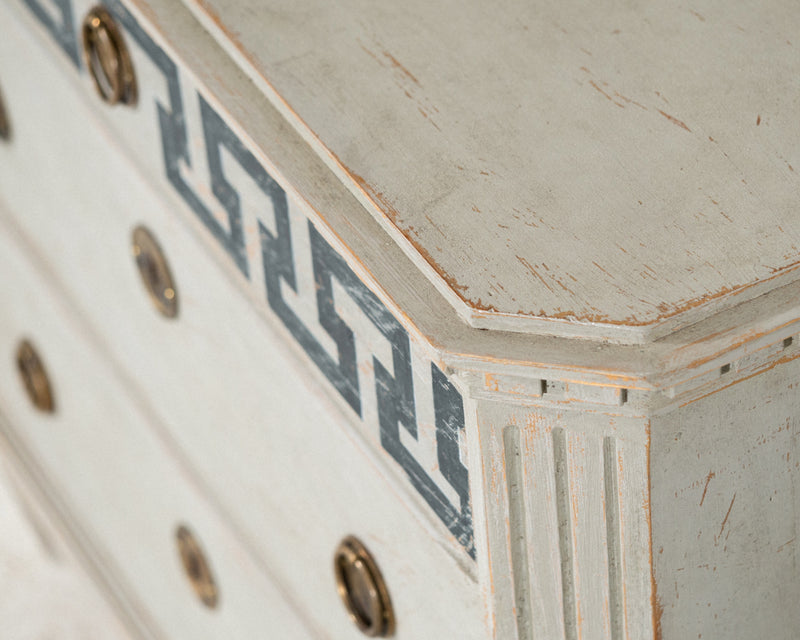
[183,0,800,337]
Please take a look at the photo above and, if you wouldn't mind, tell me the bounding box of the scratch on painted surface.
[613,90,649,110]
[645,420,664,640]
[583,69,699,141]
[589,80,625,108]
[339,142,800,327]
[657,109,691,132]
[699,471,715,506]
[717,493,736,540]
[581,67,648,111]
[357,38,440,130]
[424,214,448,238]
[516,255,556,294]
[418,106,442,130]
[339,160,475,304]
[592,261,615,279]
[777,538,795,553]
[381,49,420,85]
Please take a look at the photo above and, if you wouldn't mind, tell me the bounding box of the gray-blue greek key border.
[22,0,475,558]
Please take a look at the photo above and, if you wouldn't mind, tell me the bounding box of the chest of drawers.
[1,1,798,639]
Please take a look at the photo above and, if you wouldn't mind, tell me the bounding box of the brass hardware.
[334,536,394,637]
[0,85,9,141]
[81,6,137,105]
[175,525,219,609]
[132,226,178,318]
[16,340,54,413]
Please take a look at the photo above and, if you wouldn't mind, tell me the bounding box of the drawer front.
[0,449,138,640]
[0,3,489,639]
[0,222,316,640]
[3,0,476,563]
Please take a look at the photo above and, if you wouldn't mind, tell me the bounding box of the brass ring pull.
[175,524,219,609]
[15,340,55,413]
[132,226,179,318]
[81,6,137,106]
[334,536,395,637]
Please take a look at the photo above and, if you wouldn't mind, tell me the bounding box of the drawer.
[0,222,315,640]
[5,1,800,639]
[0,448,137,640]
[0,4,488,639]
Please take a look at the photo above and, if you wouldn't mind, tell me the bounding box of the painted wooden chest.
[0,1,798,638]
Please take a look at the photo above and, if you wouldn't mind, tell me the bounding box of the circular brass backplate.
[82,6,137,105]
[132,226,178,318]
[175,524,219,609]
[16,340,55,413]
[334,536,395,637]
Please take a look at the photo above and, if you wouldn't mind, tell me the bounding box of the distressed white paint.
[651,358,800,640]
[2,1,800,639]
[183,0,800,340]
[0,451,136,640]
[0,9,488,638]
[0,221,318,640]
[472,402,652,640]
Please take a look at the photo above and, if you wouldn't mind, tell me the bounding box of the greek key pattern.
[22,0,474,558]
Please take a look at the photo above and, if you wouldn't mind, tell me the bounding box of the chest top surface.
[182,0,800,340]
